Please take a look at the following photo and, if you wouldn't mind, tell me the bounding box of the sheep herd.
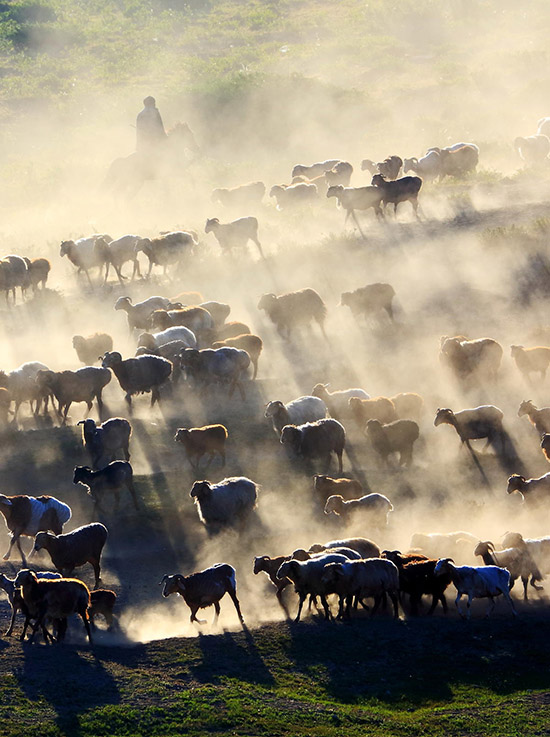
[3,120,550,647]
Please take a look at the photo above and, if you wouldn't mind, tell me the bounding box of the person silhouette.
[136,96,166,154]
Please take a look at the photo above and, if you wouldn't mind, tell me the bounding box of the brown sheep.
[258,289,327,340]
[175,425,228,469]
[440,336,503,383]
[511,345,550,382]
[366,419,420,467]
[212,334,263,379]
[349,396,398,428]
[390,392,424,420]
[89,588,117,629]
[340,283,395,322]
[312,474,363,503]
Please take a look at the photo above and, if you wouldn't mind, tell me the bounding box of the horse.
[105,122,199,196]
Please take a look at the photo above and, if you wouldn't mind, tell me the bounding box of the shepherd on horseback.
[136,96,167,155]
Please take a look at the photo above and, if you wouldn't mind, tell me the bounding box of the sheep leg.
[131,259,141,280]
[124,393,133,412]
[320,594,332,621]
[455,592,466,619]
[530,576,544,591]
[84,269,94,289]
[190,607,207,625]
[3,534,17,561]
[485,596,496,618]
[212,601,221,624]
[252,238,265,260]
[5,605,18,636]
[275,585,291,619]
[350,210,367,240]
[500,588,518,617]
[227,588,245,624]
[335,450,343,474]
[371,593,383,617]
[389,591,399,618]
[91,558,101,589]
[294,594,306,622]
[151,387,160,406]
[115,266,126,286]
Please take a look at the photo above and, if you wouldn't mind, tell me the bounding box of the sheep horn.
[159,574,170,585]
[487,541,495,551]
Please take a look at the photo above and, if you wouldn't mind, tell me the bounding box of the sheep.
[324,161,354,187]
[114,295,172,333]
[0,494,71,565]
[211,181,266,207]
[190,477,258,534]
[511,345,550,382]
[0,361,51,419]
[518,399,550,436]
[376,156,403,181]
[324,493,393,527]
[149,306,214,335]
[276,552,350,622]
[403,151,442,180]
[135,339,189,383]
[365,419,420,467]
[138,325,197,351]
[135,231,196,277]
[291,160,341,179]
[23,257,51,292]
[390,392,424,420]
[326,185,384,227]
[311,383,369,419]
[174,425,228,469]
[409,532,479,563]
[210,321,252,342]
[264,396,327,436]
[180,346,250,401]
[292,546,362,561]
[101,351,172,409]
[253,554,294,616]
[349,397,398,428]
[160,564,244,625]
[89,588,117,630]
[514,135,550,165]
[474,540,543,600]
[502,532,550,576]
[205,216,264,258]
[35,366,112,422]
[340,283,396,322]
[78,417,131,469]
[360,158,379,174]
[0,255,28,304]
[14,569,93,644]
[381,551,450,616]
[74,461,138,513]
[371,173,422,218]
[199,301,231,328]
[280,418,346,473]
[270,182,319,209]
[320,558,400,619]
[434,406,504,452]
[60,234,111,286]
[32,522,108,588]
[99,234,142,284]
[72,333,114,366]
[212,334,263,379]
[433,558,517,619]
[436,144,479,177]
[312,475,363,503]
[308,537,380,559]
[258,289,327,340]
[507,472,550,503]
[0,570,62,638]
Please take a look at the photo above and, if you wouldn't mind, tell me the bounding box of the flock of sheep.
[2,120,550,646]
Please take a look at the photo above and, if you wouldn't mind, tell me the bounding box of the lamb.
[365,419,420,467]
[258,289,327,340]
[114,295,172,333]
[409,532,479,563]
[0,493,72,565]
[98,234,142,284]
[403,151,442,180]
[311,383,369,419]
[291,160,341,179]
[149,306,214,335]
[514,135,550,165]
[324,493,393,527]
[72,333,114,366]
[270,182,319,209]
[349,397,398,428]
[312,475,363,503]
[371,173,422,218]
[73,461,138,513]
[205,216,264,258]
[280,418,346,473]
[434,406,504,452]
[89,588,117,630]
[324,161,354,187]
[381,551,450,616]
[138,325,197,351]
[174,425,228,469]
[474,540,543,600]
[340,283,396,322]
[0,570,61,638]
[190,477,258,534]
[14,568,93,644]
[436,144,479,177]
[212,334,263,379]
[135,231,196,277]
[511,345,550,384]
[60,234,111,286]
[78,417,131,469]
[518,399,550,436]
[276,552,350,621]
[23,257,51,292]
[101,351,172,409]
[35,366,112,422]
[507,472,550,503]
[211,181,266,207]
[32,522,108,588]
[264,396,327,436]
[160,564,244,626]
[320,558,400,619]
[308,537,380,559]
[326,185,384,228]
[433,558,517,619]
[0,255,28,304]
[0,361,51,419]
[502,532,550,576]
[180,346,250,400]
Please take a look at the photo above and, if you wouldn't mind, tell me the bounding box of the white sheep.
[264,396,327,435]
[434,559,517,619]
[321,558,400,619]
[190,477,258,534]
[205,217,264,258]
[324,493,393,527]
[311,383,369,419]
